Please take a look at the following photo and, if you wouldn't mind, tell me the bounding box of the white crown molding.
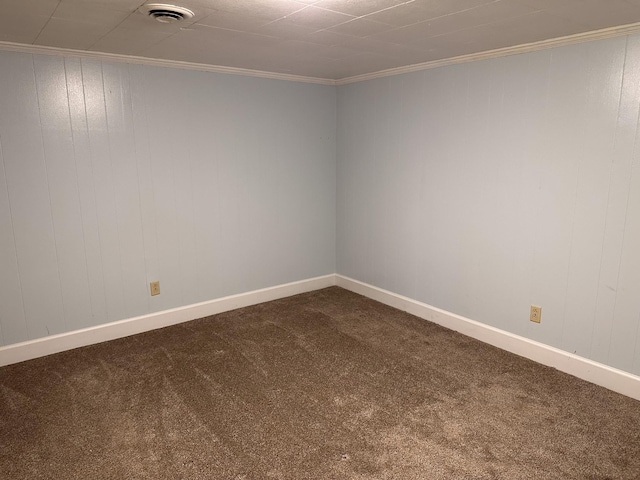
[4,22,640,87]
[3,21,640,86]
[336,275,640,401]
[0,41,337,86]
[336,21,640,85]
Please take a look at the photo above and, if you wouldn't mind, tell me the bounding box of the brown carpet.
[1,287,639,479]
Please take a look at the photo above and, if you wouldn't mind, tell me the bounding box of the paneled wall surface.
[0,51,336,346]
[337,34,640,375]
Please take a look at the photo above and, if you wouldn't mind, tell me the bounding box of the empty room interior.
[1,0,640,478]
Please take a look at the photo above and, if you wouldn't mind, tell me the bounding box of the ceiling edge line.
[335,21,640,85]
[3,20,640,87]
[0,41,337,86]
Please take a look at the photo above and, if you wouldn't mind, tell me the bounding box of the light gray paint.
[0,50,336,346]
[2,33,640,380]
[337,34,640,376]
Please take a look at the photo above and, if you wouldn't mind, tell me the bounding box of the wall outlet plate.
[530,305,541,323]
[150,281,160,296]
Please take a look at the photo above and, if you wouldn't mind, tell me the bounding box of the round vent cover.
[139,3,194,23]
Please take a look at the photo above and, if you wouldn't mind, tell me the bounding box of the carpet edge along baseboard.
[335,274,640,402]
[0,274,336,367]
[1,273,638,402]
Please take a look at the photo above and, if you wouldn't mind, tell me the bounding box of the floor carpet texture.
[1,287,639,479]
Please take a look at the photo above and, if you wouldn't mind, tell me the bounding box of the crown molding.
[0,41,337,86]
[336,21,640,85]
[3,20,640,87]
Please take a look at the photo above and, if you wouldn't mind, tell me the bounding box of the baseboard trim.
[4,273,638,401]
[336,275,640,401]
[0,274,336,367]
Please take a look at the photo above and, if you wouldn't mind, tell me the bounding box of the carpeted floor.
[1,287,639,479]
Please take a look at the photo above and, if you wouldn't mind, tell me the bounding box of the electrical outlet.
[150,281,160,296]
[530,305,541,323]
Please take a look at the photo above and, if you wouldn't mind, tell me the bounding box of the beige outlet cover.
[530,305,542,323]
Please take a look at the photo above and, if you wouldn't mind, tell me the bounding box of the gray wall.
[0,51,336,346]
[3,33,640,378]
[337,35,640,376]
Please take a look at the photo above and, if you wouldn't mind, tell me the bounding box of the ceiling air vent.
[139,4,194,23]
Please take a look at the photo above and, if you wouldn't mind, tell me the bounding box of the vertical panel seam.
[126,64,151,313]
[590,36,630,359]
[634,307,640,373]
[63,57,94,323]
[32,54,67,335]
[80,58,109,321]
[530,51,552,340]
[558,49,591,354]
[606,39,640,367]
[100,61,127,318]
[137,68,162,305]
[0,133,28,344]
[629,160,640,372]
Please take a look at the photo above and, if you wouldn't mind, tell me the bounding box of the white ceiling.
[3,0,640,81]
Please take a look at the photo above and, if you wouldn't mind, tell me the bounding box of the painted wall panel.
[182,70,221,304]
[592,35,640,365]
[102,63,149,318]
[560,40,626,358]
[0,135,27,345]
[4,32,637,378]
[64,57,109,327]
[0,50,336,347]
[0,52,65,339]
[80,59,127,323]
[337,34,640,375]
[33,54,94,333]
[611,142,640,372]
[127,64,161,313]
[531,44,589,350]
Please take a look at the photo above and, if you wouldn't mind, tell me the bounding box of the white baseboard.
[3,272,638,402]
[336,274,640,401]
[0,274,336,367]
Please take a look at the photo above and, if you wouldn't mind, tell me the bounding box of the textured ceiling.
[3,0,640,80]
